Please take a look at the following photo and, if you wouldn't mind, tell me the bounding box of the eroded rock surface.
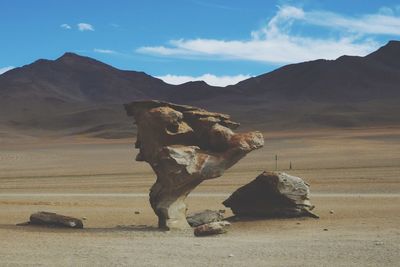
[223,171,318,218]
[125,100,264,229]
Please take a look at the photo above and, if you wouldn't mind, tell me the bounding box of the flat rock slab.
[186,210,224,227]
[18,211,84,229]
[194,221,231,237]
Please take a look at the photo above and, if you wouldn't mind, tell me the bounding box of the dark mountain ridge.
[234,40,400,102]
[0,52,171,103]
[1,40,399,138]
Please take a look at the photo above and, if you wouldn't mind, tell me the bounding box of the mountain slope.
[221,40,400,129]
[0,41,399,138]
[234,40,400,101]
[0,53,174,137]
[0,52,172,102]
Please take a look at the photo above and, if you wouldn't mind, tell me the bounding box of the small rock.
[82,217,87,220]
[219,209,226,214]
[24,211,83,229]
[329,210,334,214]
[134,211,140,214]
[187,210,224,227]
[228,254,234,257]
[375,241,384,246]
[296,222,301,225]
[323,228,328,231]
[194,221,231,237]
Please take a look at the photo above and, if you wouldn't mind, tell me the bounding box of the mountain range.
[1,40,399,139]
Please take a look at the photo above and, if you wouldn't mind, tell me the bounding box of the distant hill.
[0,53,173,138]
[1,41,399,138]
[225,40,400,128]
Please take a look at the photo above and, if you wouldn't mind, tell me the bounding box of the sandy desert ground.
[1,128,400,266]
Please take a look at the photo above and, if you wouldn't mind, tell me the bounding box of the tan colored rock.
[125,100,264,229]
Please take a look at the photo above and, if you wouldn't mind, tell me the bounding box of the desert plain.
[1,127,400,266]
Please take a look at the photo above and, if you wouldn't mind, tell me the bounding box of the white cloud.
[0,66,15,75]
[94,48,117,54]
[77,23,94,31]
[378,7,394,16]
[139,37,377,64]
[136,5,400,64]
[302,9,400,36]
[156,74,251,87]
[60,23,71,30]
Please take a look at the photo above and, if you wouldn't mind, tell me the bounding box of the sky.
[1,0,400,86]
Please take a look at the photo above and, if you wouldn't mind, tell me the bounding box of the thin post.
[275,154,278,171]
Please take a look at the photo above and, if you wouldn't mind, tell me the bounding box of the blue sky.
[1,0,400,86]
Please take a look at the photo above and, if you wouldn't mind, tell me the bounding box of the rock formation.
[223,171,318,218]
[125,100,264,229]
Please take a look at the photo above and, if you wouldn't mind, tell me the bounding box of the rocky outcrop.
[125,100,264,229]
[223,171,318,218]
[186,210,224,227]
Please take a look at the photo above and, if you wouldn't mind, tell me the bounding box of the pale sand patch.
[0,128,399,266]
[0,195,399,266]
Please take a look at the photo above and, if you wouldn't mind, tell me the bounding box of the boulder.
[125,100,264,229]
[223,171,318,218]
[20,211,84,228]
[194,221,231,236]
[186,210,224,227]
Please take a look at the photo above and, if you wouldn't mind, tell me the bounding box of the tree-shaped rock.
[125,100,264,229]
